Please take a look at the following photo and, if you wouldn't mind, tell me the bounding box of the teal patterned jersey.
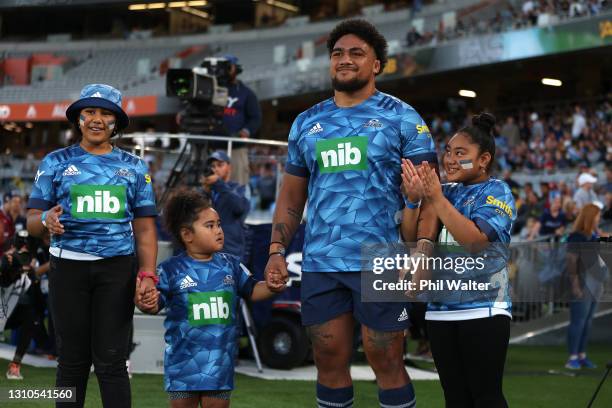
[27,144,157,258]
[286,91,437,272]
[157,252,257,391]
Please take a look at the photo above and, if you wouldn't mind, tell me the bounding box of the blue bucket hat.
[65,84,129,132]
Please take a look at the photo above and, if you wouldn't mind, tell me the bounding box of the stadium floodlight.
[147,2,166,9]
[182,6,209,18]
[168,1,188,7]
[266,0,299,12]
[542,78,562,87]
[458,89,476,98]
[128,4,147,10]
[187,0,207,6]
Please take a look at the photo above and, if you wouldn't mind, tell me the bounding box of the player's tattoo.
[365,329,401,351]
[307,323,334,348]
[287,207,302,223]
[273,223,291,245]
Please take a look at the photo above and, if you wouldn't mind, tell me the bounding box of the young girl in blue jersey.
[137,189,283,408]
[402,113,516,408]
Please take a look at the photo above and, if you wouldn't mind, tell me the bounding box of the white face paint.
[108,121,116,131]
[459,159,474,169]
[79,114,86,128]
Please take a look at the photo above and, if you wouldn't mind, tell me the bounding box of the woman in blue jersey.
[26,84,159,408]
[402,113,516,408]
[137,189,282,408]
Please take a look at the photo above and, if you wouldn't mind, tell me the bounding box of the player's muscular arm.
[265,174,308,291]
[270,174,308,248]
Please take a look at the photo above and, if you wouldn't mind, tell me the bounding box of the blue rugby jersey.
[27,144,157,258]
[285,91,437,272]
[157,252,257,391]
[427,178,517,320]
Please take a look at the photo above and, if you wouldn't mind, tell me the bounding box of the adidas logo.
[62,165,81,176]
[91,92,103,98]
[398,307,409,322]
[307,122,323,135]
[180,275,198,290]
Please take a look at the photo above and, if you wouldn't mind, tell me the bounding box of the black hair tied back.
[472,112,496,135]
[458,112,497,172]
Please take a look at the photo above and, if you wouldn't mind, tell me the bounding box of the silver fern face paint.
[79,114,86,128]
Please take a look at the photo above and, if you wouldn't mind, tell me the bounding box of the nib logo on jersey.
[70,185,126,219]
[316,136,368,173]
[188,291,233,326]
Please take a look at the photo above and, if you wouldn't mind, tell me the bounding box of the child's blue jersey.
[27,144,157,258]
[157,252,257,391]
[285,91,437,272]
[427,178,517,320]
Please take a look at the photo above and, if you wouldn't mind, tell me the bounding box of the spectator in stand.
[535,195,567,237]
[605,168,612,194]
[516,189,544,232]
[540,182,552,210]
[256,162,277,211]
[572,105,587,138]
[502,170,520,195]
[565,203,609,369]
[530,112,545,139]
[0,192,22,257]
[573,173,599,210]
[405,27,422,47]
[520,216,540,241]
[501,116,520,147]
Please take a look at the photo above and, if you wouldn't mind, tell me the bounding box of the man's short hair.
[327,19,388,75]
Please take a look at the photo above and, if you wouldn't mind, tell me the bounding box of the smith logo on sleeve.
[70,185,126,219]
[188,291,233,326]
[316,136,368,173]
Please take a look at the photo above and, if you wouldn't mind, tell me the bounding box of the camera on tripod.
[166,57,233,134]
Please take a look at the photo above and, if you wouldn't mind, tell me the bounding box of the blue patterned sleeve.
[400,112,438,165]
[235,260,258,299]
[470,182,517,243]
[27,155,57,211]
[285,118,309,178]
[156,263,170,311]
[133,160,157,217]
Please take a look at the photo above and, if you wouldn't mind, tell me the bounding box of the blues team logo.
[364,119,383,128]
[115,168,133,178]
[223,275,235,286]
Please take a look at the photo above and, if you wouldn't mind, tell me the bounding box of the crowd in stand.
[406,0,609,48]
[427,100,611,173]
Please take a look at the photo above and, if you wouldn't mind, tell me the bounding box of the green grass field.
[1,344,611,407]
